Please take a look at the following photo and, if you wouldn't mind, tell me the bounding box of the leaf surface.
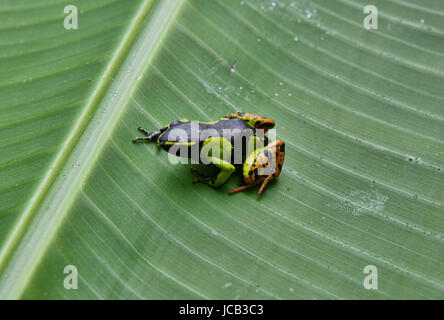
[0,0,443,299]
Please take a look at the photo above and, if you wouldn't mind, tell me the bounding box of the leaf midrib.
[0,0,184,299]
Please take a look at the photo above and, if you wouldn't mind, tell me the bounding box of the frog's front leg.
[230,140,285,195]
[191,137,235,187]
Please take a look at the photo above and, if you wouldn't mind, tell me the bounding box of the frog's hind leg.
[190,167,211,180]
[137,126,150,135]
[191,137,235,187]
[132,127,162,143]
[192,157,235,187]
[132,136,151,143]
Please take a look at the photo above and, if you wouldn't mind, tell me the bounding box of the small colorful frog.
[132,112,285,195]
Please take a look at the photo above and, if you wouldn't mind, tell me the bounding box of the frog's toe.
[192,177,211,185]
[137,126,150,135]
[258,175,274,195]
[229,180,262,195]
[132,136,151,143]
[190,167,210,179]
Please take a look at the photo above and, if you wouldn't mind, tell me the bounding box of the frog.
[132,112,285,195]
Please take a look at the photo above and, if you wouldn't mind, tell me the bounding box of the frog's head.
[225,112,275,131]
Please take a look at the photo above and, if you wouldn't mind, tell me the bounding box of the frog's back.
[158,118,253,144]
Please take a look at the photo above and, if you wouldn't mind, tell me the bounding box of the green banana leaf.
[0,0,443,299]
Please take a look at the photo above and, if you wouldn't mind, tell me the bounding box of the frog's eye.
[256,119,275,129]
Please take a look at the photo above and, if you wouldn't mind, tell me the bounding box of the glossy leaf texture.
[0,0,443,299]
